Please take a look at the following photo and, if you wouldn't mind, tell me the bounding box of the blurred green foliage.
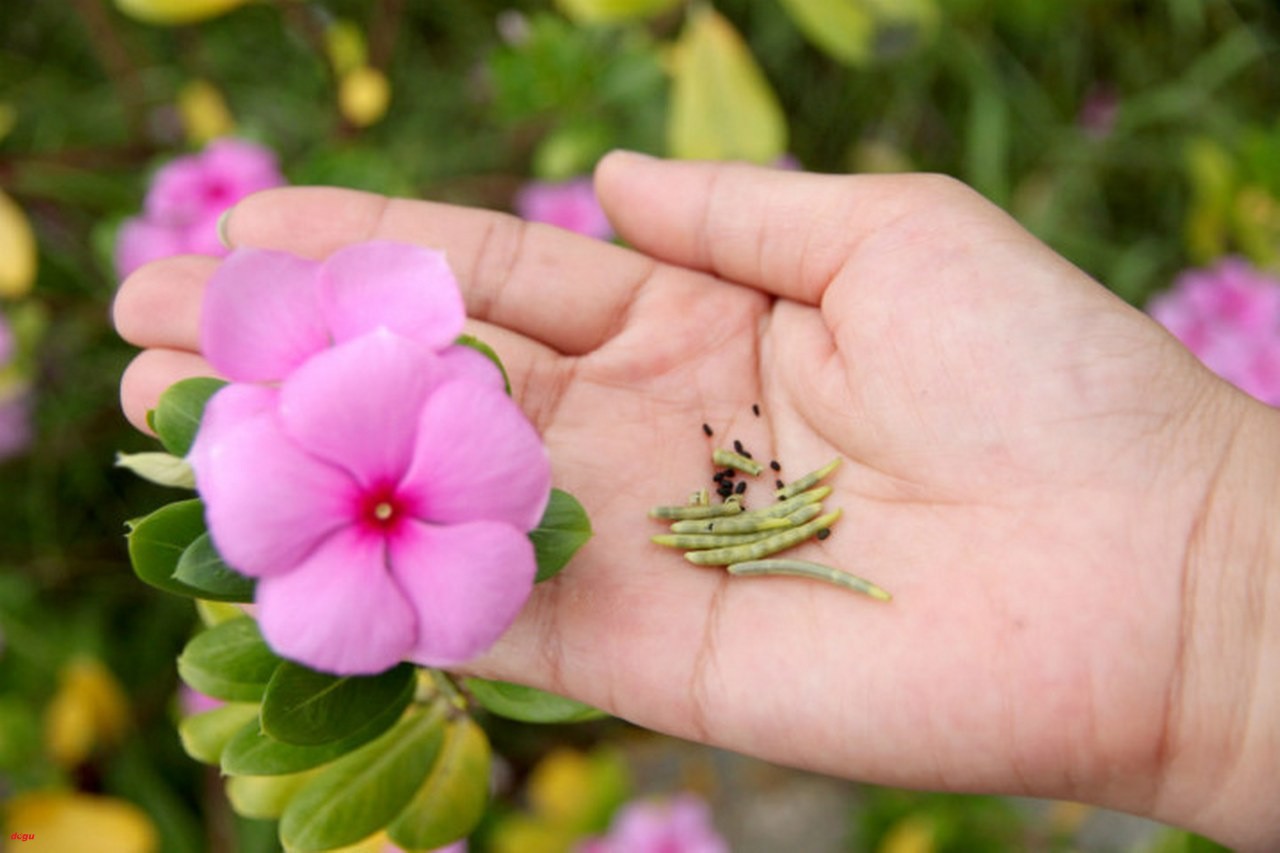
[1,0,1277,850]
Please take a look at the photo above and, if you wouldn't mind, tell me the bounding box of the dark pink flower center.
[356,481,412,535]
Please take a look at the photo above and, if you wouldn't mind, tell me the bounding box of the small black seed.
[816,529,831,540]
[776,479,785,489]
[734,481,747,495]
[741,449,753,459]
[770,460,781,472]
[720,468,736,479]
[702,423,713,437]
[752,403,760,416]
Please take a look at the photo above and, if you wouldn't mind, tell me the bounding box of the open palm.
[116,155,1253,827]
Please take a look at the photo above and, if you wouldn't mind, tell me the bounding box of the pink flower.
[578,794,729,853]
[0,311,31,462]
[514,177,614,241]
[115,138,285,277]
[1148,258,1280,406]
[189,242,549,675]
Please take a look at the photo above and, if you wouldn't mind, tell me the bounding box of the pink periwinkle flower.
[577,794,729,853]
[1148,257,1280,406]
[0,312,31,462]
[514,177,614,241]
[190,242,549,675]
[115,138,285,277]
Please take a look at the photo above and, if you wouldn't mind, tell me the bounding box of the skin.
[114,152,1280,849]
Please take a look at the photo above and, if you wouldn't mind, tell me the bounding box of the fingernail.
[216,207,234,249]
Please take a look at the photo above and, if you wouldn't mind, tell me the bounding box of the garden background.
[1,0,1278,850]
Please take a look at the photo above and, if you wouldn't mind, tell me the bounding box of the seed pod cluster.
[647,434,891,601]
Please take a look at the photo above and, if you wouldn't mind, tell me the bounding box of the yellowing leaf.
[526,746,628,834]
[114,0,252,26]
[5,791,159,853]
[44,659,130,768]
[225,771,316,820]
[877,813,936,853]
[178,79,235,145]
[0,189,37,298]
[667,7,787,163]
[775,0,875,64]
[555,0,682,25]
[325,19,368,76]
[339,67,391,129]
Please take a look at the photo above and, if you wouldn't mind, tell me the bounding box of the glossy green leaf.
[177,702,260,765]
[177,618,283,703]
[260,661,416,747]
[667,6,787,163]
[455,334,511,396]
[151,376,227,457]
[530,488,593,583]
[464,677,605,724]
[126,498,211,599]
[280,704,446,851]
[387,715,491,850]
[555,0,681,25]
[225,771,316,821]
[171,532,256,603]
[221,694,409,776]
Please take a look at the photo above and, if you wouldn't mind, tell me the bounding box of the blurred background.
[1,0,1277,850]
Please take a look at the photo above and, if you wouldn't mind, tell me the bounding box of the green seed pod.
[670,514,792,535]
[712,448,763,476]
[783,502,823,526]
[738,485,832,520]
[649,501,745,520]
[727,559,892,601]
[651,528,780,549]
[684,509,842,565]
[776,457,842,499]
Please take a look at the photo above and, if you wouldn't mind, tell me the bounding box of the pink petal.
[255,526,416,675]
[278,330,443,486]
[318,242,466,351]
[201,248,331,382]
[115,218,186,278]
[438,343,507,391]
[402,380,551,531]
[187,383,278,473]
[191,406,354,578]
[390,520,536,667]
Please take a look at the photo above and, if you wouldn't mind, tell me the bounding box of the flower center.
[358,482,410,535]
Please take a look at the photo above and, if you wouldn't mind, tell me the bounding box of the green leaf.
[667,6,787,163]
[280,704,446,851]
[530,489,593,583]
[177,702,260,765]
[464,677,605,724]
[172,533,256,603]
[225,772,317,821]
[152,376,227,457]
[775,0,875,65]
[260,661,416,747]
[387,715,490,850]
[126,498,211,599]
[555,0,681,24]
[177,618,283,703]
[114,451,196,489]
[221,692,410,776]
[454,334,511,396]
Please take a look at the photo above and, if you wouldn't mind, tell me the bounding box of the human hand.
[114,153,1280,849]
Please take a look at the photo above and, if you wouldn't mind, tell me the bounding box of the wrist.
[1151,393,1280,850]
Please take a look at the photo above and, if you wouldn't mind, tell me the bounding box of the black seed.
[776,479,785,489]
[734,481,747,495]
[733,439,745,454]
[702,423,713,437]
[816,529,831,540]
[752,403,760,416]
[720,468,736,479]
[770,460,781,472]
[741,449,753,459]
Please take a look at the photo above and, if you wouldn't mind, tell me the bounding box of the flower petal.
[187,382,278,473]
[255,527,416,675]
[201,247,330,381]
[277,330,443,486]
[390,520,536,667]
[318,242,465,350]
[403,380,551,530]
[191,406,354,578]
[439,343,507,391]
